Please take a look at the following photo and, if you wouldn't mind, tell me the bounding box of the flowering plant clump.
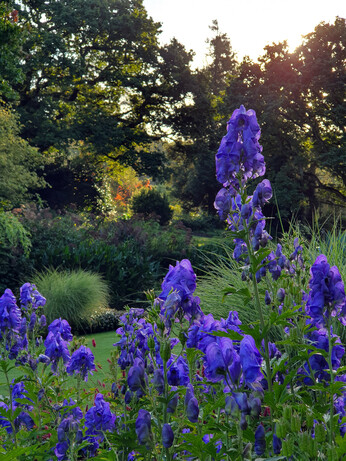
[0,105,346,460]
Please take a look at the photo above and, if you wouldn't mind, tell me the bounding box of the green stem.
[4,368,18,448]
[327,316,335,446]
[245,234,274,434]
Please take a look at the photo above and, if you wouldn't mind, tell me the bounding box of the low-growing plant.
[76,307,122,335]
[33,268,110,331]
[131,188,173,226]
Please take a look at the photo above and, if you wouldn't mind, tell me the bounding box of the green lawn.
[0,330,120,397]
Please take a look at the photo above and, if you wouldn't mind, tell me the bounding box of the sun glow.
[143,0,345,66]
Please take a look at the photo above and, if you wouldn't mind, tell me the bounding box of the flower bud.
[314,423,326,443]
[160,341,171,363]
[277,288,285,303]
[291,413,301,432]
[254,424,265,455]
[186,397,199,423]
[265,290,271,305]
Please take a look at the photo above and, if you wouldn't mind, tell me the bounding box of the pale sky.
[143,0,346,67]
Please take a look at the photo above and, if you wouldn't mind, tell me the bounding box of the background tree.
[168,21,237,213]
[0,106,45,209]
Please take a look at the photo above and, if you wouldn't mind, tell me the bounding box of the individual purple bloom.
[232,392,249,414]
[135,409,151,445]
[186,397,199,423]
[66,345,95,382]
[127,357,146,391]
[204,337,239,383]
[125,390,132,404]
[167,356,189,386]
[254,424,266,455]
[185,383,195,407]
[248,394,262,417]
[0,402,12,434]
[214,188,232,220]
[39,315,47,327]
[290,237,303,261]
[277,288,285,303]
[85,394,116,441]
[15,411,35,432]
[44,331,70,373]
[48,318,73,342]
[159,259,197,302]
[162,423,174,448]
[19,283,33,308]
[0,289,22,333]
[28,313,36,332]
[265,291,271,305]
[252,179,272,208]
[38,353,50,364]
[167,390,178,414]
[273,434,282,454]
[152,369,164,394]
[239,335,263,383]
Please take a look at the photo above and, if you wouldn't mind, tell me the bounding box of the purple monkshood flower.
[152,369,164,394]
[306,255,346,326]
[85,394,116,441]
[20,283,46,309]
[159,259,197,302]
[215,105,264,188]
[135,409,151,445]
[66,345,95,382]
[44,331,70,373]
[273,434,282,454]
[162,423,174,448]
[186,397,199,423]
[252,179,272,209]
[167,356,189,386]
[239,335,263,383]
[127,358,146,391]
[204,337,241,384]
[48,318,73,342]
[167,389,178,414]
[214,188,232,220]
[0,289,22,333]
[254,424,266,455]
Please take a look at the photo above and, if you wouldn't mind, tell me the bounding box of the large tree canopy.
[6,0,193,164]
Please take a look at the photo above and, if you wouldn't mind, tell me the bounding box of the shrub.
[131,188,173,226]
[76,308,122,334]
[33,268,110,331]
[0,212,33,294]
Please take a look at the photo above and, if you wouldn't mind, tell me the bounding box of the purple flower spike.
[66,345,95,382]
[0,289,22,333]
[306,254,346,326]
